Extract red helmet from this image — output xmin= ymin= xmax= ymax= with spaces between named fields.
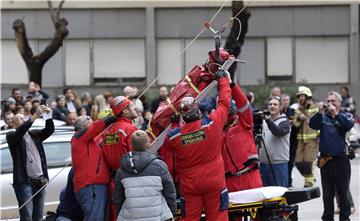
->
xmin=179 ymin=96 xmax=200 ymax=122
xmin=207 ymin=48 xmax=231 ymax=74
xmin=110 ymin=96 xmax=131 ymax=116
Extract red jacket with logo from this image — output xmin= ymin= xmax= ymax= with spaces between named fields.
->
xmin=222 ymin=84 xmax=262 ymax=191
xmin=71 ymin=117 xmax=114 ymax=192
xmin=165 ymin=77 xmax=231 ymax=178
xmin=100 ymin=117 xmax=137 ymax=170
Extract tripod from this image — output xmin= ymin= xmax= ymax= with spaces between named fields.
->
xmin=255 ymin=132 xmax=279 ymax=186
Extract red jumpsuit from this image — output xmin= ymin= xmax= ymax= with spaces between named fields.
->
xmin=99 ymin=117 xmax=137 ymax=221
xmin=165 ymin=77 xmax=231 ymax=221
xmin=222 ymin=84 xmax=263 ymax=192
xmin=71 ymin=118 xmax=113 ymax=193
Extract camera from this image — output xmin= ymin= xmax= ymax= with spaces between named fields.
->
xmin=322 ymin=104 xmax=328 ymax=111
xmin=322 ymin=104 xmax=330 ymax=114
xmin=252 ymin=110 xmax=271 ymax=145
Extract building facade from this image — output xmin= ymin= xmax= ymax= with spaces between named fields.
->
xmin=1 ymin=1 xmax=359 ymax=103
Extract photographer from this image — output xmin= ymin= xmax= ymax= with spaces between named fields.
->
xmin=6 ymin=105 xmax=54 ymax=221
xmin=309 ymin=91 xmax=354 ymax=221
xmin=259 ymin=96 xmax=291 ymax=187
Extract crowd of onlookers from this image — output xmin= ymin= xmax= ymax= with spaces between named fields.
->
xmin=1 ymin=81 xmax=358 ymax=134
xmin=1 ymin=82 xmax=174 ymax=131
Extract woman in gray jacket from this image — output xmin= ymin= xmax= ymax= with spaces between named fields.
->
xmin=113 ymin=130 xmax=176 ymax=221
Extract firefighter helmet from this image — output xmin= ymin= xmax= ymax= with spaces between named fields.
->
xmin=97 ymin=108 xmax=114 ymax=119
xmin=110 ymin=96 xmax=131 ymax=116
xmin=296 ymin=86 xmax=312 ymax=98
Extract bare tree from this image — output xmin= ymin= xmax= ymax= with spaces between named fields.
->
xmin=224 ymin=0 xmax=251 ymax=80
xmin=12 ymin=0 xmax=68 ymax=87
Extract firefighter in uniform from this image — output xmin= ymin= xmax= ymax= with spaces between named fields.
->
xmin=100 ymin=96 xmax=138 ymax=220
xmin=294 ymin=86 xmax=319 ymax=187
xmin=222 ymin=82 xmax=263 ymax=192
xmin=164 ymin=69 xmax=231 ymax=221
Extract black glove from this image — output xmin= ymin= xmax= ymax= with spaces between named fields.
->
xmin=214 ymin=69 xmax=227 ymax=80
xmin=170 ymin=113 xmax=180 ymax=123
xmin=215 ymin=69 xmax=232 ymax=83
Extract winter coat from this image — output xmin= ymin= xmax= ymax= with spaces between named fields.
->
xmin=309 ymin=112 xmax=354 ymax=156
xmin=114 ymin=151 xmax=176 ymax=221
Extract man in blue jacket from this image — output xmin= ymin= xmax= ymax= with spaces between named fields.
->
xmin=309 ymin=91 xmax=354 ymax=221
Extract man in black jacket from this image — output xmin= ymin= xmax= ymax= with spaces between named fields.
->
xmin=6 ymin=105 xmax=54 ymax=221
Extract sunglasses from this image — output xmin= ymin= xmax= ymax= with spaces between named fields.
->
xmin=269 ymin=96 xmax=281 ymax=102
xmin=80 ymin=116 xmax=91 ymax=126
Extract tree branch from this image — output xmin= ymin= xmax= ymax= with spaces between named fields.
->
xmin=39 ymin=0 xmax=68 ymax=65
xmin=56 ymin=0 xmax=65 ymax=20
xmin=12 ymin=19 xmax=34 ymax=67
xmin=47 ymin=0 xmax=56 ymax=26
xmin=224 ymin=0 xmax=251 ymax=79
xmin=38 ymin=17 xmax=68 ymax=65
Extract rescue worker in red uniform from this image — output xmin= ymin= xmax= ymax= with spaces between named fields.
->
xmin=222 ymin=83 xmax=263 ymax=192
xmin=71 ymin=115 xmax=116 ymax=221
xmin=164 ymin=69 xmax=231 ymax=221
xmin=100 ymin=96 xmax=138 ymax=221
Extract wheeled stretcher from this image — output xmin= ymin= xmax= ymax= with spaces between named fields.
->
xmin=175 ymin=186 xmax=320 ymax=221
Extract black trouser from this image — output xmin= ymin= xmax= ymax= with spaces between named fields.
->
xmin=320 ymin=156 xmax=351 ymax=221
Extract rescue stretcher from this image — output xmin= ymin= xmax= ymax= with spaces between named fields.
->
xmin=175 ymin=186 xmax=320 ymax=221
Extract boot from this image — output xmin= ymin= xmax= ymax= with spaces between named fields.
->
xmin=304 ymin=175 xmax=315 ymax=187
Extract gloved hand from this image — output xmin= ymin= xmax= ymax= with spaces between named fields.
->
xmin=215 ymin=69 xmax=232 ymax=83
xmin=170 ymin=113 xmax=180 ymax=123
xmin=215 ymin=69 xmax=226 ymax=80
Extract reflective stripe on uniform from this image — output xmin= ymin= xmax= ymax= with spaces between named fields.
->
xmin=297 ymin=133 xmax=318 ymax=140
xmin=201 ymin=116 xmax=213 ymax=128
xmin=237 ymin=101 xmax=250 ymax=113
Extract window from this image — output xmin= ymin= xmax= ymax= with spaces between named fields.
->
xmin=0 ymin=141 xmax=71 ymax=174
xmin=267 ymin=37 xmax=293 ymax=77
xmin=93 ymin=39 xmax=146 ymax=81
xmin=157 ymin=39 xmax=182 ymax=85
xmin=184 ymin=38 xmax=213 ymax=72
xmin=38 ymin=40 xmax=64 ymax=87
xmin=1 ymin=147 xmax=12 ymax=174
xmin=295 ymin=37 xmax=349 ymax=83
xmin=238 ymin=38 xmax=266 ymax=85
xmin=1 ymin=40 xmax=35 ymax=84
xmin=65 ymin=40 xmax=90 ymax=86
xmin=44 ymin=142 xmax=72 ymax=168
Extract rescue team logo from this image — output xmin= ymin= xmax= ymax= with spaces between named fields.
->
xmin=180 ymin=129 xmax=206 ymax=145
xmin=104 ymin=132 xmax=120 ymax=145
